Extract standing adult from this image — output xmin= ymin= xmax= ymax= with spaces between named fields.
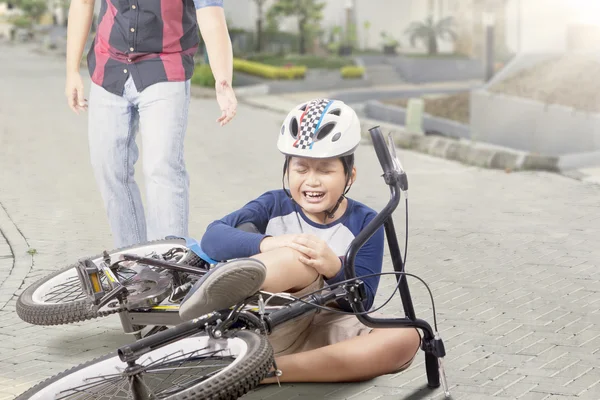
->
xmin=64 ymin=0 xmax=236 ymax=248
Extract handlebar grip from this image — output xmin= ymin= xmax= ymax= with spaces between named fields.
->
xmin=368 ymin=126 xmax=394 ymax=175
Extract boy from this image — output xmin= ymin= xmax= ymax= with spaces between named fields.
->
xmin=180 ymin=99 xmax=421 ymax=382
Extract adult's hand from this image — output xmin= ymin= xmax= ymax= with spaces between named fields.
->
xmin=65 ymin=71 xmax=87 ymax=114
xmin=215 ymin=79 xmax=237 ymax=126
xmin=195 ymin=4 xmax=236 ymax=126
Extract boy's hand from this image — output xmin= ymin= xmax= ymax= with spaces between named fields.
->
xmin=287 ymin=234 xmax=341 ymax=279
xmin=65 ymin=72 xmax=87 ymax=114
xmin=259 ymin=234 xmax=302 ymax=253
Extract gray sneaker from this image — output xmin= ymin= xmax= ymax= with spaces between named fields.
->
xmin=179 ymin=258 xmax=267 ymax=321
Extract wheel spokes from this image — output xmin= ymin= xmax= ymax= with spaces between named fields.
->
xmin=42 ymin=267 xmax=140 ymax=304
xmin=54 ymin=346 xmax=238 ymax=399
xmin=43 ymin=276 xmax=87 ymax=303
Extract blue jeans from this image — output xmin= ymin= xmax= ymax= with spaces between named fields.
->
xmin=88 ymin=76 xmax=191 ymax=248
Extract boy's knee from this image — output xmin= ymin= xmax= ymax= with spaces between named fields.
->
xmin=391 ymin=327 xmax=420 ymax=352
xmin=263 ymin=246 xmax=313 ymax=268
xmin=281 ymin=246 xmax=303 ymax=263
xmin=371 ymin=327 xmax=420 ymax=367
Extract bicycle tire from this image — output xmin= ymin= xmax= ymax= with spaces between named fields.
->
xmin=15 ymin=330 xmax=273 ymax=400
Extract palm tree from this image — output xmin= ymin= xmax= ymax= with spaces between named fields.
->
xmin=404 ymin=15 xmax=457 ymax=55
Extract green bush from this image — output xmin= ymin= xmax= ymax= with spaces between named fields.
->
xmin=9 ymin=15 xmax=32 ymax=28
xmin=191 ymin=64 xmax=216 ymax=87
xmin=340 ymin=66 xmax=365 ymax=79
xmin=233 ymin=58 xmax=306 ymax=80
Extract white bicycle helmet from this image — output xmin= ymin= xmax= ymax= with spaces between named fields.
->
xmin=277 ymin=98 xmax=361 ymax=158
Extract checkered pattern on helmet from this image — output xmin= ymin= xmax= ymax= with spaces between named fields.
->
xmin=294 ymin=99 xmax=330 ymax=149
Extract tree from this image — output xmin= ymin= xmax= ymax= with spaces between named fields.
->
xmin=253 ymin=0 xmax=267 ymax=52
xmin=267 ymin=0 xmax=325 ymax=55
xmin=404 ymin=15 xmax=457 ymax=55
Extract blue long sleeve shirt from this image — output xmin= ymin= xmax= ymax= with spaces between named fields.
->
xmin=200 ymin=190 xmax=385 ymax=311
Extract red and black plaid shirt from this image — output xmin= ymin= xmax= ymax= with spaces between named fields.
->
xmin=87 ymin=0 xmax=222 ymax=96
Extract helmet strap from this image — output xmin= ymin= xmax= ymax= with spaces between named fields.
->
xmin=324 ymin=174 xmax=353 ymax=221
xmin=282 ymin=157 xmax=295 ymax=201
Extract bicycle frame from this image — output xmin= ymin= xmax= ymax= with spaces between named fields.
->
xmin=114 ymin=126 xmax=448 ymax=396
xmin=344 ymin=127 xmax=446 ymax=389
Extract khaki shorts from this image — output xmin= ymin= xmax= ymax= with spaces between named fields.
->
xmin=267 ymin=276 xmax=374 ymax=357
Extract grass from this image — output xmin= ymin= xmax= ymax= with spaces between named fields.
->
xmin=191 ymin=64 xmax=215 ymax=87
xmin=244 ymin=53 xmax=355 ymax=69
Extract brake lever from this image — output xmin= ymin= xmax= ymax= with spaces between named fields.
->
xmin=386 ymin=132 xmax=408 ymax=191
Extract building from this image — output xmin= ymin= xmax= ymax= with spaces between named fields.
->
xmin=222 ymin=0 xmax=461 ymax=54
xmin=0 ymin=1 xmax=21 ymax=39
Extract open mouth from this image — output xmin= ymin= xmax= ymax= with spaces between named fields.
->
xmin=303 ymin=191 xmax=325 ymax=201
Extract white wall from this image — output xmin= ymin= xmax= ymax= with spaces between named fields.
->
xmin=503 ymin=0 xmax=600 ymax=53
xmin=0 ymin=1 xmax=24 ymax=18
xmin=223 ymin=0 xmax=256 ymax=30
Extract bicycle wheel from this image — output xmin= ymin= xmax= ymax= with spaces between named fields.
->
xmin=15 ymin=330 xmax=273 ymax=400
xmin=16 ymin=238 xmax=204 ymax=326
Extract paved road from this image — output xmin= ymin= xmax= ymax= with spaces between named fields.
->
xmin=0 ymin=43 xmax=599 ymax=399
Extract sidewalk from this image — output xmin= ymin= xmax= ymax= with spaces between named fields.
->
xmin=1 ymin=43 xmax=600 ymax=399
xmin=0 ymin=229 xmax=13 ymax=306
xmin=0 ymin=203 xmax=31 ymax=311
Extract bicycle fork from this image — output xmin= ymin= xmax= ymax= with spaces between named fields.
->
xmin=421 ymin=330 xmax=450 ymax=397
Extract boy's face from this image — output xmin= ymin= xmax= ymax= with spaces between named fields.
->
xmin=287 ymin=157 xmax=356 ymax=219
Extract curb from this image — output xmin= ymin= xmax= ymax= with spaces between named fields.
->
xmin=239 ymin=96 xmax=560 ymax=172
xmin=361 ymin=99 xmax=560 ymax=172
xmin=364 ymin=99 xmax=471 ymax=140
xmin=359 ymin=119 xmax=559 ymax=172
xmin=0 ymin=202 xmax=33 ymax=310
xmin=329 ymin=83 xmax=480 ymax=104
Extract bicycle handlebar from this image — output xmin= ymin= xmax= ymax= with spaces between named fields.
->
xmin=369 ymin=126 xmax=396 ymax=176
xmin=343 ymin=126 xmax=401 ymax=283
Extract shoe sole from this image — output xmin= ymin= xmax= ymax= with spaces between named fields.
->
xmin=179 ymin=258 xmax=267 ymax=321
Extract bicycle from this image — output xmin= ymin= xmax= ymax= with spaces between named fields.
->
xmin=15 ymin=126 xmax=450 ymax=399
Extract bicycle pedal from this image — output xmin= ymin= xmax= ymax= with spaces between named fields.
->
xmin=76 ymin=259 xmax=106 ymax=305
